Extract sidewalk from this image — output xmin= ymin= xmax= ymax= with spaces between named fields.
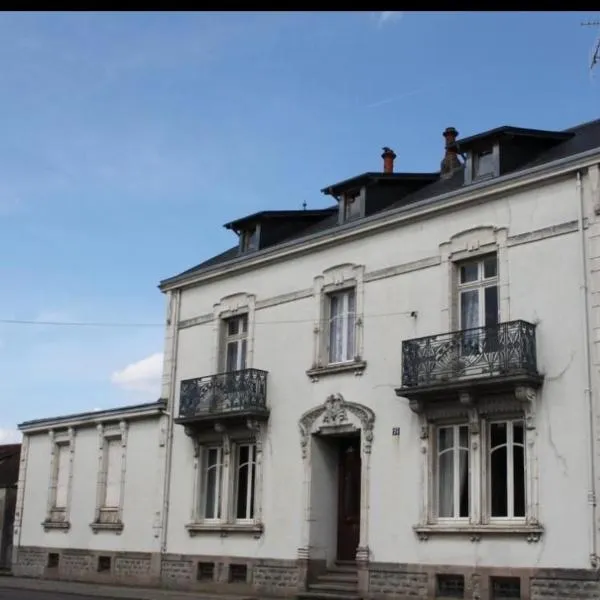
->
xmin=0 ymin=575 xmax=260 ymax=600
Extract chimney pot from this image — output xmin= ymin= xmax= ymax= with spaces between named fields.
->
xmin=440 ymin=127 xmax=462 ymax=179
xmin=382 ymin=146 xmax=396 ymax=174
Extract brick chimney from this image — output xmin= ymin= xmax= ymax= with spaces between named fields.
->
xmin=440 ymin=127 xmax=462 ymax=179
xmin=382 ymin=147 xmax=396 ymax=174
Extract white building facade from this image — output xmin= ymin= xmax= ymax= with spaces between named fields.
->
xmin=12 ymin=119 xmax=600 ymax=600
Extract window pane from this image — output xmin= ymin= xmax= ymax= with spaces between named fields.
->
xmin=484 ymin=286 xmax=498 ymax=326
xmin=490 ymin=423 xmax=508 ymax=518
xmin=460 ymin=262 xmax=478 ymax=284
xmin=204 ymin=448 xmax=221 ymax=519
xmin=438 ymin=427 xmax=453 ymax=452
xmin=236 ymin=444 xmax=256 ymax=520
xmin=226 ymin=342 xmax=238 ymax=372
xmin=240 ymin=339 xmax=247 ymax=370
xmin=513 ymin=444 xmax=526 ymax=517
xmin=483 ymin=256 xmax=497 ymax=279
xmin=475 ymin=150 xmax=494 ymax=178
xmin=460 ymin=290 xmax=479 ymax=330
xmin=438 ymin=450 xmax=454 ymax=518
xmin=346 ymin=290 xmax=356 ymax=360
xmin=459 ymin=448 xmax=469 ymax=518
xmin=227 ymin=318 xmax=239 ymax=336
xmin=240 ymin=314 xmax=248 ymax=333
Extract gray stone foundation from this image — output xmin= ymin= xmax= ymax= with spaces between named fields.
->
xmin=12 ymin=546 xmax=600 ymax=599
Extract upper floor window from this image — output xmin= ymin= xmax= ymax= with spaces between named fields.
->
xmin=327 ymin=288 xmax=356 ymax=364
xmin=457 ymin=254 xmax=498 ymax=332
xmin=341 ymin=190 xmax=362 ymax=223
xmin=223 ymin=314 xmax=248 ymax=372
xmin=474 ymin=149 xmax=495 ymax=179
xmin=240 ymin=227 xmax=259 ymax=253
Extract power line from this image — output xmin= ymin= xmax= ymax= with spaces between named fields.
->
xmin=0 ymin=309 xmax=418 ymax=329
xmin=0 ymin=318 xmax=163 ymax=328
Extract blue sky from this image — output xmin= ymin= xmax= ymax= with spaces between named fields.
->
xmin=0 ymin=11 xmax=598 ymax=440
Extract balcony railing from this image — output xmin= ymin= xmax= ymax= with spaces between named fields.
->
xmin=178 ymin=368 xmax=269 ymax=422
xmin=401 ymin=320 xmax=539 ymax=390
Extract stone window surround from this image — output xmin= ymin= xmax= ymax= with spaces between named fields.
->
xmin=185 ymin=421 xmax=266 ymax=537
xmin=90 ymin=421 xmax=128 ymax=534
xmin=298 ymin=393 xmax=375 ymax=568
xmin=306 ymin=263 xmax=366 ymax=381
xmin=412 ymin=387 xmax=542 ymax=542
xmin=211 ymin=293 xmax=256 ymax=375
xmin=439 ymin=225 xmax=509 ymax=333
xmin=43 ymin=428 xmax=75 ymax=532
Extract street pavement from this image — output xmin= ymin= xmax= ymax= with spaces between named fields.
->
xmin=0 ymin=577 xmax=258 ymax=600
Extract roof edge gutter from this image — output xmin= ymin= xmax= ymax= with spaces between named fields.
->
xmin=159 ymin=146 xmax=600 ymax=292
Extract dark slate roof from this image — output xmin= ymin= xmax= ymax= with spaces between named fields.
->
xmin=0 ymin=444 xmax=20 ymax=487
xmin=224 ymin=208 xmax=336 ymax=231
xmin=162 ymin=118 xmax=600 ymax=285
xmin=456 ymin=125 xmax=573 ymax=151
xmin=18 ymin=400 xmax=166 ymax=431
xmin=321 ymin=172 xmax=439 ymax=196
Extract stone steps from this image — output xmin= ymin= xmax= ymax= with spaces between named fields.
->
xmin=298 ymin=563 xmax=361 ymax=600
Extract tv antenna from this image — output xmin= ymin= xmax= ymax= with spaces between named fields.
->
xmin=582 ymin=20 xmax=600 ymax=71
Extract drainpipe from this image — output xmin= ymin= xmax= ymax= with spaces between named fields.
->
xmin=159 ymin=290 xmax=181 ymax=555
xmin=577 ymin=170 xmax=597 ymax=568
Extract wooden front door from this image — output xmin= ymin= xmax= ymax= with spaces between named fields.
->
xmin=337 ymin=436 xmax=361 ymax=561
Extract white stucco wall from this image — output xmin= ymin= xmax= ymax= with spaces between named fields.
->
xmin=165 ymin=168 xmax=599 ymax=570
xmin=19 ymin=417 xmax=164 ymax=553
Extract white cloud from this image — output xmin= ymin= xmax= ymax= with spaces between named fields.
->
xmin=0 ymin=427 xmax=22 ymax=444
xmin=111 ymin=352 xmax=163 ymax=395
xmin=376 ymin=11 xmax=403 ymax=27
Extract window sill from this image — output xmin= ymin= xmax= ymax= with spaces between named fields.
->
xmin=306 ymin=360 xmax=367 ymax=381
xmin=90 ymin=521 xmax=124 ymax=534
xmin=413 ymin=523 xmax=543 ymax=543
xmin=42 ymin=519 xmax=70 ymax=532
xmin=185 ymin=522 xmax=264 ymax=538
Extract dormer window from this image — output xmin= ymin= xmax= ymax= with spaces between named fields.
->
xmin=240 ymin=226 xmax=259 ymax=253
xmin=465 ymin=144 xmax=499 ymax=185
xmin=340 ymin=189 xmax=364 ymax=224
xmin=474 ymin=149 xmax=495 ymax=179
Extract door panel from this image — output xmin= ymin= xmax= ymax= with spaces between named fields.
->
xmin=337 ymin=437 xmax=361 ymax=561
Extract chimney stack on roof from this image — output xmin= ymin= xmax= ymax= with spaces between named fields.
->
xmin=440 ymin=127 xmax=462 ymax=179
xmin=382 ymin=147 xmax=396 ymax=174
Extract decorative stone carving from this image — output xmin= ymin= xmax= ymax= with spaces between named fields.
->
xmin=515 ymin=385 xmax=537 ymax=430
xmin=298 ymin=393 xmax=375 ymax=457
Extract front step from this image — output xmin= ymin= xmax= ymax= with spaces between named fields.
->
xmin=297 ymin=592 xmax=362 ymax=600
xmin=310 ymin=582 xmax=360 ymax=594
xmin=298 ymin=564 xmax=361 ymax=600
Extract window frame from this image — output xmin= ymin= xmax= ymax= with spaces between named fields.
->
xmin=43 ymin=428 xmax=75 ymax=531
xmin=338 ymin=188 xmax=365 ymax=224
xmin=91 ymin=421 xmax=128 ymax=532
xmin=188 ymin=428 xmax=264 ymax=534
xmin=423 ymin=410 xmax=536 ymax=536
xmin=326 ymin=287 xmax=357 ymax=365
xmin=221 ymin=313 xmax=249 ymax=373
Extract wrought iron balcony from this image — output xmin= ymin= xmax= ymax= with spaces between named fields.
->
xmin=397 ymin=320 xmax=543 ymax=401
xmin=177 ymin=368 xmax=269 ymax=426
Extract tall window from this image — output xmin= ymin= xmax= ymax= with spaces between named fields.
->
xmin=437 ymin=425 xmax=470 ymax=519
xmin=194 ymin=440 xmax=260 ymax=527
xmin=54 ymin=443 xmax=70 ymax=509
xmin=427 ymin=416 xmax=530 ymax=528
xmin=223 ymin=314 xmax=248 ymax=372
xmin=234 ymin=443 xmax=257 ymax=521
xmin=488 ymin=420 xmax=526 ymax=519
xmin=103 ymin=437 xmax=122 ymax=509
xmin=202 ymin=446 xmax=223 ymax=520
xmin=328 ymin=289 xmax=356 ymax=364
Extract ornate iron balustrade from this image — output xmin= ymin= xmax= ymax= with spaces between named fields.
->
xmin=401 ymin=320 xmax=538 ymax=389
xmin=178 ymin=368 xmax=268 ymax=421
